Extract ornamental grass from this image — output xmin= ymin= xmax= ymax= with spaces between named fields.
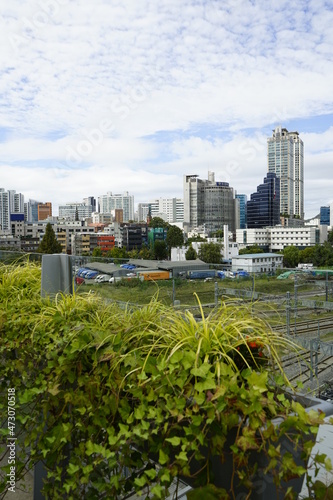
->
xmin=0 ymin=262 xmax=331 ymax=499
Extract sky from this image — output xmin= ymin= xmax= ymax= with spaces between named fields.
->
xmin=0 ymin=0 xmax=333 ymax=219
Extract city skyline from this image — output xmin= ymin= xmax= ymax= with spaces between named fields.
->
xmin=0 ymin=1 xmax=332 ymax=218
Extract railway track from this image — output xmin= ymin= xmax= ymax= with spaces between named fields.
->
xmin=287 ymin=355 xmax=333 ymax=386
xmin=278 ymin=348 xmax=333 ymax=387
xmin=275 ymin=316 xmax=333 ymax=336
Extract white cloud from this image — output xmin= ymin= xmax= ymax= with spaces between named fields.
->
xmin=0 ymin=0 xmax=332 ymax=219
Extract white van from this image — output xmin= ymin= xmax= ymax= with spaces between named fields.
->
xmin=95 ymin=275 xmax=111 ymax=283
xmin=109 ymin=277 xmax=122 ymax=284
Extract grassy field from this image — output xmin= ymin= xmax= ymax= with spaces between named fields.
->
xmin=78 ymin=276 xmax=333 ymax=332
xmin=79 ymin=275 xmax=310 ymax=306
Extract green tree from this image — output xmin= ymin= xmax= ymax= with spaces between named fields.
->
xmin=187 ymin=235 xmax=207 ymax=244
xmin=92 ymin=247 xmax=103 ymax=257
xmin=210 ymin=229 xmax=224 ymax=239
xmin=299 ymin=246 xmax=315 ymax=264
xmin=312 ymin=242 xmax=333 ymax=267
xmin=153 ymin=240 xmax=168 ymax=260
xmin=198 ymin=242 xmax=222 ymax=264
xmin=148 ymin=217 xmax=169 ymax=229
xmin=327 ymin=231 xmax=333 ymax=245
xmin=107 ymin=247 xmax=129 ymax=259
xmin=138 ymin=244 xmax=153 ymax=260
xmin=37 ymin=223 xmax=62 ymax=254
xmin=166 ymin=225 xmax=184 ymax=256
xmin=239 ymin=245 xmax=264 ymax=255
xmin=283 ymin=246 xmax=300 ymax=268
xmin=185 ymin=244 xmax=197 ymax=260
xmin=128 ymin=248 xmax=140 ymax=259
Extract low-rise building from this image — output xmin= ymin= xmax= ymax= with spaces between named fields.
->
xmin=71 ymin=233 xmax=98 ymax=255
xmin=232 ymin=253 xmax=283 ymax=274
xmin=97 ymin=234 xmax=115 ymax=253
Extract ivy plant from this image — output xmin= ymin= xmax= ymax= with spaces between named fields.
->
xmin=0 ymin=262 xmax=332 ymax=499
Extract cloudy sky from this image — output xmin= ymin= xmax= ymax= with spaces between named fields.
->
xmin=0 ymin=0 xmax=332 ymax=218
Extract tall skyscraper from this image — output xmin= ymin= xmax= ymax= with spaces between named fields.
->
xmin=184 ymin=171 xmax=236 ymax=232
xmin=267 ymin=126 xmax=304 ymax=219
xmin=0 ymin=188 xmax=25 ymax=231
xmin=0 ymin=189 xmax=11 ymax=231
xmin=320 ymin=206 xmax=330 ymax=225
xmin=25 ymin=199 xmax=40 ymax=223
xmin=246 ymin=173 xmax=280 ymax=229
xmin=235 ymin=194 xmax=247 ymax=229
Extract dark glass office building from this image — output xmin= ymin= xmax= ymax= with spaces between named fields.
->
xmin=247 ymin=173 xmax=280 ymax=228
xmin=236 ymin=194 xmax=247 ymax=229
xmin=320 ymin=206 xmax=330 ymax=225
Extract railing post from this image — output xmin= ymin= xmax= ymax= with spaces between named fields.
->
xmin=286 ymin=292 xmax=290 ymax=336
xmin=35 ymin=254 xmax=73 ymax=499
xmin=294 ymin=274 xmax=298 ymax=334
xmin=41 ymin=254 xmax=73 ymax=298
xmin=310 ymin=339 xmax=314 ymax=382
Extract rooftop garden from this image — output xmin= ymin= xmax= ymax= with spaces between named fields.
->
xmin=0 ymin=262 xmax=332 ymax=499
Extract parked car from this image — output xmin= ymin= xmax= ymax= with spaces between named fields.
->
xmin=77 ymin=268 xmax=90 ymax=277
xmin=236 ymin=271 xmax=250 ymax=278
xmin=84 ymin=271 xmax=99 ymax=279
xmin=95 ymin=274 xmax=111 ymax=283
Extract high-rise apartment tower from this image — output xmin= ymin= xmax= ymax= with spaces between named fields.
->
xmin=267 ymin=126 xmax=304 ymax=219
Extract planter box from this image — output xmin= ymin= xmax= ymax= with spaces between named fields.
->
xmin=181 ymin=393 xmax=333 ymax=500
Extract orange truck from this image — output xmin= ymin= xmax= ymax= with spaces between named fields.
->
xmin=138 ymin=271 xmax=171 ymax=281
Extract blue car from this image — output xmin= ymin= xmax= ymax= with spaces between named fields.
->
xmin=84 ymin=271 xmax=98 ymax=279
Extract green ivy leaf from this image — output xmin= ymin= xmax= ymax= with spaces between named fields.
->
xmin=159 ymin=448 xmax=169 ymax=465
xmin=195 ymin=379 xmax=216 ymax=392
xmin=165 ymin=436 xmax=181 ymax=446
xmin=145 ymin=468 xmax=156 ymax=480
xmin=175 ymin=451 xmax=187 ymax=462
xmin=67 ymin=463 xmax=80 ymax=475
xmin=191 ymin=363 xmax=211 ymax=378
xmin=134 ymin=475 xmax=147 ymax=488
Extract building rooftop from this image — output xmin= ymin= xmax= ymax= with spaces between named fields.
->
xmin=233 ymin=253 xmax=282 ymax=259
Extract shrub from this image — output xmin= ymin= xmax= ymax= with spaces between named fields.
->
xmin=0 ymin=263 xmax=331 ymax=499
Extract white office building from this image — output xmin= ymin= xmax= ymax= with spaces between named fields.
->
xmin=138 ymin=198 xmax=184 ymax=224
xmin=58 ymin=203 xmax=93 ymax=221
xmin=98 ymin=192 xmax=134 ymax=222
xmin=236 ymin=226 xmax=321 ymax=252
